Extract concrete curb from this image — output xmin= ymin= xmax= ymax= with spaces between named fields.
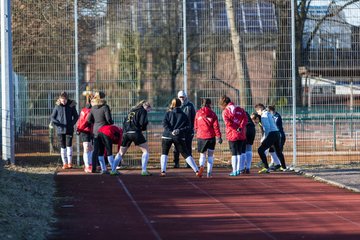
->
xmin=296 ymin=168 xmax=360 ymax=193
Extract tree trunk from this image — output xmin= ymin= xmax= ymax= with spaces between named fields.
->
xmin=225 ymin=0 xmax=251 ymax=107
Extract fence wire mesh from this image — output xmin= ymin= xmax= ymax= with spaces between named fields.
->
xmin=2 ymin=0 xmax=360 ymax=168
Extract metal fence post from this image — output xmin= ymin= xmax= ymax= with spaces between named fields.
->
xmin=49 ymin=122 xmax=54 ymax=154
xmin=333 ymin=117 xmax=336 ymax=151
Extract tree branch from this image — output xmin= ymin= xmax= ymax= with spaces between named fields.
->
xmin=304 ymin=0 xmax=360 ymax=53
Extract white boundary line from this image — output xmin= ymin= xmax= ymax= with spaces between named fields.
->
xmin=117 ymin=178 xmax=162 ymax=240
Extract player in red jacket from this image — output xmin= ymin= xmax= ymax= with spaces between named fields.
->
xmin=194 ymin=98 xmax=222 ymax=178
xmin=98 ymin=125 xmax=123 ymax=175
xmin=219 ymin=95 xmax=248 ymax=176
xmin=77 ymin=96 xmax=94 ymax=173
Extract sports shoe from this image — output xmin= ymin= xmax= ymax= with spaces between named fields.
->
xmin=84 ymin=166 xmax=92 ymax=173
xmin=240 ymin=169 xmax=246 ymax=174
xmin=258 ymin=168 xmax=270 ymax=174
xmin=256 ymin=161 xmax=264 ymax=168
xmin=269 ymin=164 xmax=281 ymax=171
xmin=245 ymin=168 xmax=250 ymax=174
xmin=141 ymin=171 xmax=152 ymax=176
xmin=160 ymin=171 xmax=166 ymax=177
xmin=207 ymin=172 xmax=212 ymax=178
xmin=62 ymin=164 xmax=72 ymax=169
xmin=280 ymin=167 xmax=293 ymax=172
xmin=110 ymin=171 xmax=120 ymax=176
xmin=101 ymin=170 xmax=109 ymax=175
xmin=198 ymin=166 xmax=204 ymax=177
xmin=229 ymin=171 xmax=237 ymax=176
xmin=269 ymin=162 xmax=275 ymax=168
xmin=196 ymin=171 xmax=203 ymax=178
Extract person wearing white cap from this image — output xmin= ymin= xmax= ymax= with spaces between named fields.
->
xmin=173 ymin=90 xmax=196 ymax=168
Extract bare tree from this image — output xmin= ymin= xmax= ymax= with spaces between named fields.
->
xmin=225 ymin=0 xmax=251 ymax=107
xmin=12 ymin=0 xmax=99 ymax=76
xmin=272 ymin=0 xmax=360 ymax=106
xmin=11 ymin=0 xmax=100 ymax=114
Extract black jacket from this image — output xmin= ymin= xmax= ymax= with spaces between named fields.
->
xmin=181 ymin=99 xmax=196 ymax=134
xmin=87 ymin=98 xmax=113 ymax=137
xmin=246 ymin=111 xmax=255 ymax=128
xmin=123 ymin=106 xmax=149 ymax=133
xmin=51 ymin=99 xmax=79 ymax=135
xmin=162 ymin=107 xmax=190 ymax=139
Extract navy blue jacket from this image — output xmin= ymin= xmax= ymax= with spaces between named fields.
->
xmin=51 ymin=99 xmax=79 ymax=135
xmin=273 ymin=111 xmax=285 ymax=140
xmin=162 ymin=107 xmax=190 ymax=139
xmin=180 ymin=99 xmax=196 ymax=134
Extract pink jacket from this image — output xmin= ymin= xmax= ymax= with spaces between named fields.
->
xmin=194 ymin=106 xmax=221 ymax=139
xmin=222 ymin=102 xmax=247 ymax=141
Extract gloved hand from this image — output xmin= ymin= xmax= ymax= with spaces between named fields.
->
xmin=216 ymin=137 xmax=223 ymax=144
xmin=172 ymin=129 xmax=180 ymax=136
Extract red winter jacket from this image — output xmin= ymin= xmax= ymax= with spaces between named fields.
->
xmin=194 ymin=106 xmax=221 ymax=139
xmin=77 ymin=106 xmax=93 ymax=134
xmin=222 ymin=102 xmax=247 ymax=141
xmin=98 ymin=125 xmax=123 ymax=151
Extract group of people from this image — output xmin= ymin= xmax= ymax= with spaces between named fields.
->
xmin=51 ymin=91 xmax=152 ymax=176
xmin=50 ymin=89 xmax=287 ymax=177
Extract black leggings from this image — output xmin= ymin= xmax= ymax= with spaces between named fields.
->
xmin=228 ymin=140 xmax=245 ymax=155
xmin=258 ymin=131 xmax=286 ymax=169
xmin=57 ymin=134 xmax=73 ymax=148
xmin=163 ymin=138 xmax=190 ymax=159
xmin=98 ymin=133 xmax=113 ymax=156
xmin=173 ymin=134 xmax=193 ymax=163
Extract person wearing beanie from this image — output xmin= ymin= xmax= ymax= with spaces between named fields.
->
xmin=173 ymin=90 xmax=196 ymax=168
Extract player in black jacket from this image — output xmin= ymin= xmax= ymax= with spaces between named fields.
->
xmin=87 ymin=91 xmax=113 ymax=173
xmin=244 ymin=111 xmax=256 ymax=173
xmin=160 ymin=98 xmax=202 ymax=177
xmin=117 ymin=100 xmax=152 ymax=176
xmin=173 ymin=90 xmax=196 ymax=168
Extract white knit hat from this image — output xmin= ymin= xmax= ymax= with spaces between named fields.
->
xmin=177 ymin=90 xmax=187 ymax=98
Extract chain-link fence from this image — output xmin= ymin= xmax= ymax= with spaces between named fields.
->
xmin=2 ymin=0 xmax=360 ymax=167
